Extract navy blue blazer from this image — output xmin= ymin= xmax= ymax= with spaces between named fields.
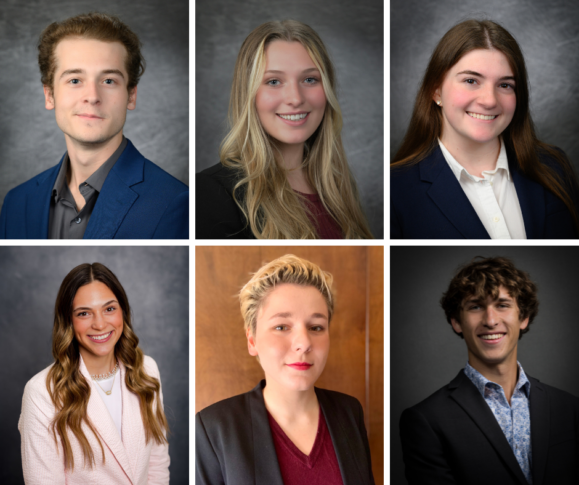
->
xmin=391 ymin=146 xmax=578 ymax=239
xmin=0 ymin=139 xmax=189 ymax=239
xmin=400 ymin=370 xmax=579 ymax=484
xmin=196 ymin=380 xmax=375 ymax=485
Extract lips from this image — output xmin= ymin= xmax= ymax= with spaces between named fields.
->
xmin=276 ymin=112 xmax=309 ymax=126
xmin=287 ymin=362 xmax=313 ymax=370
xmin=478 ymin=333 xmax=505 ymax=344
xmin=467 ymin=112 xmax=498 ymax=121
xmin=88 ymin=330 xmax=113 ymax=343
xmin=76 ymin=114 xmax=104 ymax=120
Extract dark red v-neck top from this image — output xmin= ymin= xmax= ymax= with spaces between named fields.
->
xmin=296 ymin=191 xmax=343 ymax=239
xmin=267 ymin=408 xmax=345 ymax=485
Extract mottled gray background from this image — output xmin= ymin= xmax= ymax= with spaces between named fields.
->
xmin=0 ymin=0 xmax=189 ymax=215
xmin=0 ymin=246 xmax=189 ymax=484
xmin=391 ymin=0 xmax=579 ymax=170
xmin=391 ymin=246 xmax=579 ymax=484
xmin=196 ymin=0 xmax=384 ymax=238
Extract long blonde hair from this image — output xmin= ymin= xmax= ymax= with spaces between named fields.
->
xmin=220 ymin=20 xmax=373 ymax=239
xmin=46 ymin=263 xmax=169 ymax=470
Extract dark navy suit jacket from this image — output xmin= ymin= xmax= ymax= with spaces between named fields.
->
xmin=0 ymin=139 xmax=189 ymax=239
xmin=391 ymin=146 xmax=578 ymax=239
xmin=400 ymin=370 xmax=579 ymax=485
xmin=196 ymin=380 xmax=375 ymax=485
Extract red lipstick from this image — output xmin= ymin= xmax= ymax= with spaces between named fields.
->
xmin=287 ymin=362 xmax=313 ymax=370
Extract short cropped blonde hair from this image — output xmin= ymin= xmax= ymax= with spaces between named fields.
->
xmin=239 ymin=254 xmax=334 ymax=334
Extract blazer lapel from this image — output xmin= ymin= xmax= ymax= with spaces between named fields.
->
xmin=83 ymin=141 xmax=143 ymax=239
xmin=509 ymin=160 xmax=545 ymax=239
xmin=316 ymin=389 xmax=368 ymax=485
xmin=25 ymin=159 xmax=62 ymax=238
xmin=249 ymin=381 xmax=285 ymax=485
xmin=420 ymin=148 xmax=490 ymax=239
xmin=80 ymin=357 xmax=135 ymax=484
xmin=449 ymin=371 xmax=529 ymax=485
xmin=528 ymin=377 xmax=549 ymax=485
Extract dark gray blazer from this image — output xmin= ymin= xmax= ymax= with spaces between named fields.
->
xmin=196 ymin=380 xmax=375 ymax=485
xmin=400 ymin=370 xmax=579 ymax=485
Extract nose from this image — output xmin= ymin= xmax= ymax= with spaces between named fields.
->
xmin=478 ymin=85 xmax=497 ymax=109
xmin=284 ymin=81 xmax=304 ymax=107
xmin=91 ymin=312 xmax=106 ymax=330
xmin=484 ymin=306 xmax=499 ymax=327
xmin=83 ymin=81 xmax=101 ymax=105
xmin=292 ymin=326 xmax=312 ymax=353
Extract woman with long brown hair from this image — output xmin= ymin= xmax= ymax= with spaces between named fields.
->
xmin=391 ymin=19 xmax=578 ymax=239
xmin=19 ymin=263 xmax=169 ymax=484
xmin=196 ymin=20 xmax=373 ymax=239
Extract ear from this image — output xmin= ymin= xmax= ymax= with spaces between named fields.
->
xmin=43 ymin=85 xmax=55 ymax=110
xmin=433 ymin=87 xmax=441 ymax=106
xmin=450 ymin=318 xmax=463 ymax=335
xmin=519 ymin=316 xmax=530 ymax=331
xmin=246 ymin=327 xmax=258 ymax=356
xmin=127 ymin=86 xmax=137 ymax=111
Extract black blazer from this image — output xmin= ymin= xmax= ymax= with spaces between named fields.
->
xmin=196 ymin=380 xmax=375 ymax=485
xmin=391 ymin=146 xmax=578 ymax=239
xmin=196 ymin=163 xmax=254 ymax=239
xmin=400 ymin=370 xmax=579 ymax=485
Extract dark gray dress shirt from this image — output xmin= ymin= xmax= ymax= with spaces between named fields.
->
xmin=48 ymin=137 xmax=127 ymax=239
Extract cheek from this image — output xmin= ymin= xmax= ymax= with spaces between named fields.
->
xmin=255 ymin=89 xmax=279 ymax=118
xmin=307 ymin=87 xmax=326 ymax=110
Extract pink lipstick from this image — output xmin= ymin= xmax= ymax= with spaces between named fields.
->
xmin=88 ymin=331 xmax=113 ymax=343
xmin=287 ymin=362 xmax=313 ymax=370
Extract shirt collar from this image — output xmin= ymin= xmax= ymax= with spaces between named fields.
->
xmin=438 ymin=137 xmax=510 ymax=182
xmin=464 ymin=361 xmax=531 ymax=398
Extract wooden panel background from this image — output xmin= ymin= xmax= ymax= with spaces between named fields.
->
xmin=195 ymin=246 xmax=384 ymax=485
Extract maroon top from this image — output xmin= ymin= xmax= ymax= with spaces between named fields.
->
xmin=267 ymin=408 xmax=345 ymax=485
xmin=296 ymin=191 xmax=343 ymax=239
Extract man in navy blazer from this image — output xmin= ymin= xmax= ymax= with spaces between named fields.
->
xmin=0 ymin=13 xmax=188 ymax=239
xmin=391 ymin=145 xmax=577 ymax=239
xmin=400 ymin=257 xmax=579 ymax=484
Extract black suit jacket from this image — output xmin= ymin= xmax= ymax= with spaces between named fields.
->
xmin=196 ymin=380 xmax=375 ymax=485
xmin=390 ymin=145 xmax=578 ymax=239
xmin=400 ymin=370 xmax=579 ymax=485
xmin=195 ymin=163 xmax=254 ymax=239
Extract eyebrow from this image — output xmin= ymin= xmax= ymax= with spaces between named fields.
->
xmin=264 ymin=67 xmax=320 ymax=75
xmin=73 ymin=299 xmax=118 ymax=312
xmin=59 ymin=68 xmax=126 ymax=80
xmin=465 ymin=296 xmax=513 ymax=305
xmin=268 ymin=311 xmax=328 ymax=320
xmin=456 ymin=70 xmax=515 ymax=82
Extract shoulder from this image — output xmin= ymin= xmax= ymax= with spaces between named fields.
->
xmin=401 ymin=373 xmax=464 ymax=422
xmin=196 ymin=162 xmax=243 ymax=194
xmin=22 ymin=364 xmax=56 ymax=412
xmin=530 ymin=376 xmax=579 ymax=404
xmin=316 ymin=387 xmax=363 ymax=410
xmin=197 ymin=389 xmax=252 ymax=424
xmin=4 ymin=164 xmax=60 ymax=200
xmin=142 ymin=355 xmax=161 ymax=379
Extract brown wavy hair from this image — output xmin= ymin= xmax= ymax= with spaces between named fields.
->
xmin=440 ymin=256 xmax=539 ymax=339
xmin=46 ymin=263 xmax=168 ymax=470
xmin=38 ymin=12 xmax=145 ymax=92
xmin=392 ymin=19 xmax=578 ymax=226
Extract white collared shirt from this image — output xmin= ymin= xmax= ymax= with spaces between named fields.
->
xmin=439 ymin=138 xmax=527 ymax=239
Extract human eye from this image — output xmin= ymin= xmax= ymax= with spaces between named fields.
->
xmin=103 ymin=78 xmax=116 ymax=85
xmin=266 ymin=79 xmax=281 ymax=86
xmin=499 ymin=82 xmax=515 ymax=90
xmin=310 ymin=325 xmax=326 ymax=332
xmin=464 ymin=78 xmax=478 ymax=85
xmin=304 ymin=76 xmax=319 ymax=85
xmin=76 ymin=311 xmax=89 ymax=317
xmin=105 ymin=306 xmax=116 ymax=312
xmin=274 ymin=324 xmax=289 ymax=331
xmin=68 ymin=78 xmax=81 ymax=85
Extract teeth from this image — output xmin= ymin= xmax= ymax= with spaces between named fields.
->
xmin=90 ymin=331 xmax=112 ymax=341
xmin=468 ymin=112 xmax=497 ymax=120
xmin=480 ymin=334 xmax=504 ymax=340
xmin=278 ymin=113 xmax=307 ymax=121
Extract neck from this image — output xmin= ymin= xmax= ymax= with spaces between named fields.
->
xmin=262 ymin=377 xmax=319 ymax=423
xmin=441 ymin=135 xmax=501 ymax=178
xmin=65 ymin=132 xmax=123 ymax=186
xmin=276 ymin=141 xmax=315 ymax=194
xmin=80 ymin=348 xmax=116 ymax=377
xmin=469 ymin=353 xmax=519 ymax=403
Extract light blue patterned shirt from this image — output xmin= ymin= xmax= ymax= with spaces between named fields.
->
xmin=464 ymin=362 xmax=532 ymax=484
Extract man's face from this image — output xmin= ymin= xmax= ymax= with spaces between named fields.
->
xmin=451 ymin=286 xmax=529 ymax=372
xmin=44 ymin=37 xmax=137 ymax=148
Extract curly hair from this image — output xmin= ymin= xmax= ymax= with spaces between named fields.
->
xmin=46 ymin=263 xmax=168 ymax=470
xmin=239 ymin=254 xmax=334 ymax=334
xmin=38 ymin=12 xmax=145 ymax=92
xmin=440 ymin=256 xmax=539 ymax=339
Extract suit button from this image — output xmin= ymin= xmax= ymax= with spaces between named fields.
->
xmin=74 ymin=217 xmax=82 ymax=224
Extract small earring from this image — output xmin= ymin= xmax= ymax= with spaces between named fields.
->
xmin=436 ymin=100 xmax=442 ymax=106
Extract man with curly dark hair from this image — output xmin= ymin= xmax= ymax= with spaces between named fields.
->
xmin=400 ymin=256 xmax=579 ymax=485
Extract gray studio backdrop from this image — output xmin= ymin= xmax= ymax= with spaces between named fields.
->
xmin=391 ymin=0 xmax=579 ymax=169
xmin=0 ymin=0 xmax=188 ymax=214
xmin=196 ymin=0 xmax=384 ymax=238
xmin=0 ymin=246 xmax=189 ymax=485
xmin=391 ymin=246 xmax=579 ymax=485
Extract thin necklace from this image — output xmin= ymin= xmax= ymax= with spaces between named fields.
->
xmin=91 ymin=362 xmax=119 ymax=381
xmin=91 ymin=362 xmax=119 ymax=396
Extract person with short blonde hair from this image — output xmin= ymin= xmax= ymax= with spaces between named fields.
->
xmin=196 ymin=255 xmax=375 ymax=484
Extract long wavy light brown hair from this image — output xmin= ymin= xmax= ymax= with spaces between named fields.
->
xmin=220 ymin=20 xmax=373 ymax=239
xmin=392 ymin=19 xmax=578 ymax=226
xmin=46 ymin=263 xmax=168 ymax=470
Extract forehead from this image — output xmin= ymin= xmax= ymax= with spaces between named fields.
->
xmin=463 ymin=285 xmax=515 ymax=304
xmin=257 ymin=283 xmax=327 ymax=318
xmin=53 ymin=37 xmax=128 ymax=74
xmin=263 ymin=40 xmax=317 ymax=71
xmin=447 ymin=48 xmax=513 ymax=77
xmin=73 ymin=280 xmax=116 ymax=304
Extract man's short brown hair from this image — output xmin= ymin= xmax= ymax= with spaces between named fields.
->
xmin=440 ymin=256 xmax=539 ymax=339
xmin=38 ymin=12 xmax=145 ymax=92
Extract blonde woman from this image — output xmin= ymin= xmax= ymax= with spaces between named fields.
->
xmin=19 ymin=263 xmax=170 ymax=484
xmin=195 ymin=255 xmax=375 ymax=484
xmin=196 ymin=20 xmax=373 ymax=239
